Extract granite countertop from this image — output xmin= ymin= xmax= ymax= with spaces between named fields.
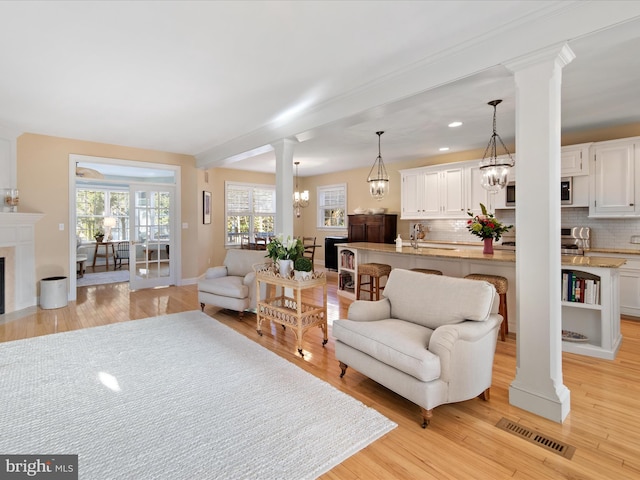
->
xmin=587 ymin=247 xmax=640 ymax=256
xmin=340 ymin=242 xmax=627 ymax=268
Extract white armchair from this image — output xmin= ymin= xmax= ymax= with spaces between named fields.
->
xmin=333 ymin=269 xmax=502 ymax=427
xmin=198 ymin=249 xmax=272 ymax=317
xmin=76 ymin=237 xmax=88 ymax=277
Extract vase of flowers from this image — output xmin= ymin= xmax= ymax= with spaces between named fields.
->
xmin=266 ymin=235 xmax=304 ymax=277
xmin=466 ymin=203 xmax=512 ymax=254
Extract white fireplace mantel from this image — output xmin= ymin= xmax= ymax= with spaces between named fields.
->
xmin=0 ymin=211 xmax=44 ymax=313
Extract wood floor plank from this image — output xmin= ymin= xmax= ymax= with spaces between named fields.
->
xmin=2 ymin=271 xmax=640 ymax=479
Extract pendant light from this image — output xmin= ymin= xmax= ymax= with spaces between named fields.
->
xmin=368 ymin=131 xmax=389 ymax=200
xmin=293 ymin=161 xmax=309 ymax=218
xmin=479 ymin=99 xmax=514 ymax=193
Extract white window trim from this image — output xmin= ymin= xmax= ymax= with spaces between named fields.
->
xmin=225 ymin=181 xmax=276 ymax=247
xmin=317 ymin=183 xmax=347 ymax=230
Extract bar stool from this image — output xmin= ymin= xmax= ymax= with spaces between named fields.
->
xmin=464 ymin=273 xmax=509 ymax=341
xmin=357 ymin=263 xmax=392 ymax=301
xmin=411 ymin=268 xmax=443 ymax=275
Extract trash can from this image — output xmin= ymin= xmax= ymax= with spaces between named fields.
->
xmin=40 ymin=276 xmax=68 ymax=309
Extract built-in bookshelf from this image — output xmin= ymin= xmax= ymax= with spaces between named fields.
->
xmin=561 ymin=267 xmax=621 ymax=359
xmin=337 ymin=247 xmax=357 ymax=300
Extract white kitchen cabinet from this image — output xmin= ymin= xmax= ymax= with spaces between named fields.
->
xmin=400 ymin=165 xmax=466 ymax=219
xmin=587 ymin=252 xmax=640 ymax=317
xmin=561 ymin=143 xmax=591 ymax=176
xmin=589 ymin=138 xmax=640 ymax=217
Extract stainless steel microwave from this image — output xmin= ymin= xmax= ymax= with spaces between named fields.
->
xmin=505 ymin=178 xmax=572 ymax=206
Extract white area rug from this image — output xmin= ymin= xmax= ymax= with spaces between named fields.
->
xmin=0 ymin=311 xmax=396 ymax=479
xmin=77 ymin=269 xmax=129 ymax=287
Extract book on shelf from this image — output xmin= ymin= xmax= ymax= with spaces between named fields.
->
xmin=562 ymin=270 xmax=600 ymax=305
xmin=340 ymin=251 xmax=355 ymax=269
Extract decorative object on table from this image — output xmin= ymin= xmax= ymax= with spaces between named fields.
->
xmin=266 ymin=234 xmax=304 ymax=278
xmin=466 ymin=203 xmax=512 ymax=254
xmin=370 ymin=207 xmax=386 ymax=214
xmin=353 ymin=207 xmax=366 ymax=214
xmin=293 ymin=161 xmax=309 ymax=218
xmin=103 ymin=216 xmax=117 ymax=241
xmin=202 ymin=191 xmax=211 ymax=224
xmin=94 ymin=231 xmax=105 ymax=243
xmin=479 ymin=99 xmax=515 ymax=193
xmin=294 ymin=256 xmax=313 ymax=281
xmin=367 ymin=131 xmax=389 ymax=200
xmin=3 ymin=188 xmax=19 ymax=212
xmin=395 ymin=234 xmax=402 ymax=251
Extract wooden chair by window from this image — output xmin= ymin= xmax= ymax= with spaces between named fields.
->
xmin=241 ymin=235 xmax=250 ymax=249
xmin=302 ymin=236 xmax=317 ymax=265
xmin=114 ymin=241 xmax=130 ymax=270
xmin=254 ymin=237 xmax=267 ymax=250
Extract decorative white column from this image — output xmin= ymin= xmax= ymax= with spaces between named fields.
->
xmin=506 ymin=43 xmax=575 ymax=422
xmin=271 ymin=139 xmax=296 ymax=238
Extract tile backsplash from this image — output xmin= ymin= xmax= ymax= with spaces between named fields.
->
xmin=404 ymin=207 xmax=640 ymax=249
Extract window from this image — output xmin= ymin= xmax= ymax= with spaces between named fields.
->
xmin=225 ymin=182 xmax=276 ymax=247
xmin=76 ymin=188 xmax=130 ymax=242
xmin=317 ymin=184 xmax=346 ymax=228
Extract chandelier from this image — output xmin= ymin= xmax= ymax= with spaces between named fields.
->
xmin=479 ymin=99 xmax=514 ymax=193
xmin=368 ymin=131 xmax=389 ymax=200
xmin=293 ymin=161 xmax=309 ymax=217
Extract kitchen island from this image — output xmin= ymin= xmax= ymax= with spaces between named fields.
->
xmin=337 ymin=242 xmax=626 ymax=359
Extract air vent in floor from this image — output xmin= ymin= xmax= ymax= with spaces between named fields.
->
xmin=496 ymin=417 xmax=576 ymax=459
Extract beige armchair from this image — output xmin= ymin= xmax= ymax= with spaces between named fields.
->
xmin=333 ymin=269 xmax=502 ymax=427
xmin=198 ymin=249 xmax=271 ymax=317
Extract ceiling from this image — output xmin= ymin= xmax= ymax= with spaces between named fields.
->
xmin=1 ymin=1 xmax=640 ymax=177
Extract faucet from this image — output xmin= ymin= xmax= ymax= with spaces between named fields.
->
xmin=411 ymin=224 xmax=420 ymax=249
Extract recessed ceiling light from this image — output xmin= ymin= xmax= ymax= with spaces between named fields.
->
xmin=448 ymin=121 xmax=463 ymax=128
xmin=439 ymin=147 xmax=450 ymax=152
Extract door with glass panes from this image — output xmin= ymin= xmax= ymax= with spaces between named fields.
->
xmin=129 ymin=184 xmax=175 ymax=290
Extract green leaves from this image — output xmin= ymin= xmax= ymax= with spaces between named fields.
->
xmin=466 ymin=204 xmax=512 ymax=241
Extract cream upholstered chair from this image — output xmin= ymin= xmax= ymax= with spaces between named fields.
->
xmin=76 ymin=237 xmax=88 ymax=277
xmin=198 ymin=249 xmax=271 ymax=317
xmin=333 ymin=269 xmax=502 ymax=427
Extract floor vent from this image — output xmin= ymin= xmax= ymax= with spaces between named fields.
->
xmin=496 ymin=418 xmax=576 ymax=459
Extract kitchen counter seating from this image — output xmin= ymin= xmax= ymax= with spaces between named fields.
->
xmin=333 ymin=269 xmax=502 ymax=427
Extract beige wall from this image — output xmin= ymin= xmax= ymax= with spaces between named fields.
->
xmin=208 ymin=167 xmax=278 ymax=266
xmin=295 ymin=121 xmax=640 ymax=254
xmin=16 ymin=133 xmax=199 ymax=283
xmin=17 ymin=121 xmax=640 ymax=283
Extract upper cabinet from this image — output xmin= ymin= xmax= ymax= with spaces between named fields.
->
xmin=466 ymin=164 xmax=495 ymax=215
xmin=400 ymin=165 xmax=465 ymax=219
xmin=589 ymin=137 xmax=640 ymax=217
xmin=347 ymin=214 xmax=398 ymax=244
xmin=561 ymin=143 xmax=591 ymax=176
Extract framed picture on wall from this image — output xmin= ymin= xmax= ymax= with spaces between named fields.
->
xmin=203 ymin=191 xmax=211 ymax=224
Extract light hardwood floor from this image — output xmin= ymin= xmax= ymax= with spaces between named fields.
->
xmin=2 ymin=272 xmax=640 ymax=479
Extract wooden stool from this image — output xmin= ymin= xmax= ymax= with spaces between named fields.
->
xmin=357 ymin=263 xmax=392 ymax=301
xmin=411 ymin=268 xmax=443 ymax=275
xmin=465 ymin=273 xmax=509 ymax=341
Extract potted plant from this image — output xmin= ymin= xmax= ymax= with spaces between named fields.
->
xmin=294 ymin=257 xmax=313 ymax=281
xmin=266 ymin=235 xmax=304 ymax=278
xmin=94 ymin=230 xmax=105 ymax=243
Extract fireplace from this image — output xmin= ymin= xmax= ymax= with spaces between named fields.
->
xmin=0 ymin=212 xmax=44 ymax=314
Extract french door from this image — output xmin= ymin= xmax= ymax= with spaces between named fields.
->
xmin=129 ymin=184 xmax=176 ymax=290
